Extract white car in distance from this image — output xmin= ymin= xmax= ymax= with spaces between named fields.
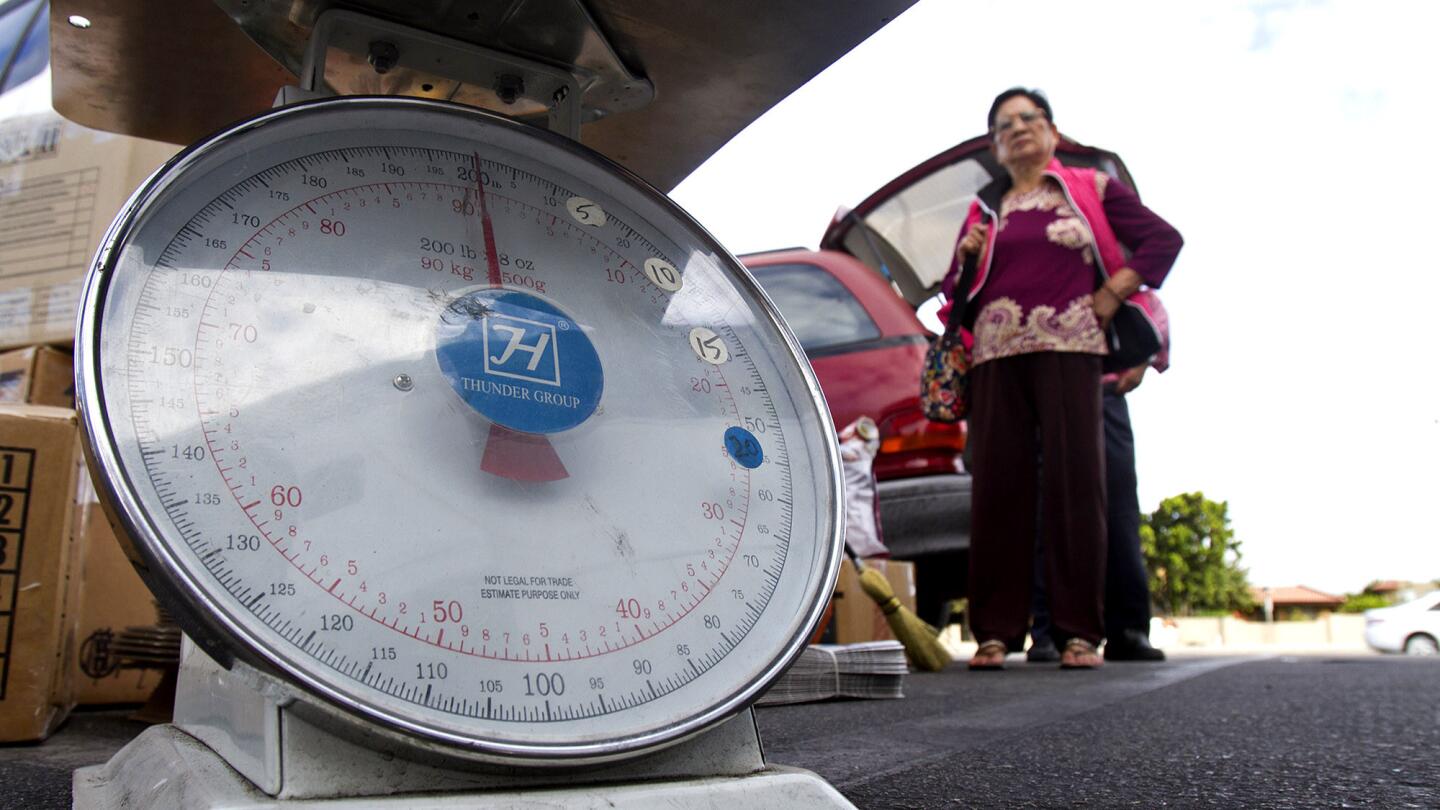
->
xmin=1364 ymin=591 xmax=1440 ymax=655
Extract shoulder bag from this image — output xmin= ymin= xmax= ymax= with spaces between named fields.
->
xmin=919 ymin=254 xmax=976 ymax=423
xmin=1101 ymin=292 xmax=1164 ymax=373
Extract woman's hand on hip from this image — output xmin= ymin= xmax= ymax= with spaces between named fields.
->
xmin=1092 ymin=286 xmax=1121 ymax=329
xmin=1092 ymin=268 xmax=1142 ymax=330
xmin=956 ymin=223 xmax=988 ymax=258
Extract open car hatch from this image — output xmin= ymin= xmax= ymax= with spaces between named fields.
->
xmin=820 ymin=134 xmax=1137 ymax=308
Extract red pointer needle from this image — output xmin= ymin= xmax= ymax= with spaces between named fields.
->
xmin=470 ymin=152 xmax=569 ymax=482
xmin=474 ymin=151 xmax=505 ymax=289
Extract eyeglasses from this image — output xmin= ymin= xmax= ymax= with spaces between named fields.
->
xmin=992 ymin=109 xmax=1047 ymax=136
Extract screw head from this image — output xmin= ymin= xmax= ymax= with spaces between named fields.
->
xmin=496 ymin=74 xmax=525 ymax=105
xmin=393 ymin=373 xmax=414 ymax=391
xmin=368 ymin=41 xmax=400 ymax=75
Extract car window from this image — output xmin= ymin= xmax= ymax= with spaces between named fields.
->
xmin=0 ymin=0 xmax=47 ymax=95
xmin=751 ymin=262 xmax=880 ymax=352
xmin=842 ymin=156 xmax=992 ymax=300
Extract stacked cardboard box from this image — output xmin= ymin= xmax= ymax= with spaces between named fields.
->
xmin=0 ymin=111 xmax=178 ymax=737
xmin=0 ymin=393 xmax=164 ymax=739
xmin=71 ymin=479 xmax=164 ymax=706
xmin=0 ymin=344 xmax=73 ymax=408
xmin=0 ymin=111 xmax=178 ymax=350
xmin=830 ymin=558 xmax=918 ymax=645
xmin=0 ymin=405 xmax=84 ymax=742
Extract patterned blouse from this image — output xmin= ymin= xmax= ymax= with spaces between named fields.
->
xmin=968 ymin=173 xmax=1179 ymax=366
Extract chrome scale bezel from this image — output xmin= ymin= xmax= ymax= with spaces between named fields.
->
xmin=73 ymin=96 xmax=844 ymax=765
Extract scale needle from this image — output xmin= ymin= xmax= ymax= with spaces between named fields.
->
xmin=473 ymin=152 xmax=505 ymax=289
xmin=469 ymin=152 xmax=569 ymax=482
xmin=481 ymin=424 xmax=569 ymax=482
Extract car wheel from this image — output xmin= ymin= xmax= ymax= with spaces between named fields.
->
xmin=1403 ymin=634 xmax=1439 ymax=656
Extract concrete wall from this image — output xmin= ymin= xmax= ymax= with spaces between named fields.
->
xmin=1156 ymin=614 xmax=1368 ymax=651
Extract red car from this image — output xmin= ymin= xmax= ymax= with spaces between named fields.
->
xmin=742 ymin=248 xmax=969 ymax=624
xmin=746 ymin=133 xmax=1138 ymax=623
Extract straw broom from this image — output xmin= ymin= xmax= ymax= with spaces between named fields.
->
xmin=848 ymin=551 xmax=952 ymax=671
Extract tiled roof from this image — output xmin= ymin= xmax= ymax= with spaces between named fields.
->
xmin=1250 ymin=585 xmax=1345 ymax=606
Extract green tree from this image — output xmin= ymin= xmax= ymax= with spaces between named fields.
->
xmin=1140 ymin=492 xmax=1254 ymax=616
xmin=1339 ymin=592 xmax=1390 ymax=613
xmin=1339 ymin=581 xmax=1403 ymax=613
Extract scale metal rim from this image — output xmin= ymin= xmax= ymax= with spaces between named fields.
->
xmin=73 ymin=94 xmax=845 ymax=767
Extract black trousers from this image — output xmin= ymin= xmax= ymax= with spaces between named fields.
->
xmin=1032 ymin=390 xmax=1152 ymax=643
xmin=968 ymin=353 xmax=1106 ymax=645
xmin=1099 ymin=392 xmax=1151 ymax=637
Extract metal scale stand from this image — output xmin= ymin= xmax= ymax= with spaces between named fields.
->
xmin=72 ymin=8 xmax=855 ymax=809
xmin=73 ymin=640 xmax=847 ymax=807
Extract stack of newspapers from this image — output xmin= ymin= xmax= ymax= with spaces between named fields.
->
xmin=756 ymin=641 xmax=908 ymax=706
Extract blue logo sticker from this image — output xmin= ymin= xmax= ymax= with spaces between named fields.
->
xmin=724 ymin=426 xmax=764 ymax=469
xmin=436 ymin=290 xmax=603 ymax=434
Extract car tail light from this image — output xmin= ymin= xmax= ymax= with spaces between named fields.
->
xmin=878 ymin=409 xmax=966 ymax=455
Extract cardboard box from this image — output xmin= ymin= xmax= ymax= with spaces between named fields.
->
xmin=0 ymin=405 xmax=82 ymax=741
xmin=831 ymin=558 xmax=917 ymax=645
xmin=0 ymin=111 xmax=179 ymax=349
xmin=0 ymin=345 xmax=74 ymax=408
xmin=72 ymin=485 xmax=164 ymax=705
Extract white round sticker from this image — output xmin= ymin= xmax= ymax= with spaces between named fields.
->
xmin=566 ymin=196 xmax=607 ymax=227
xmin=643 ymin=258 xmax=683 ymax=292
xmin=688 ymin=327 xmax=729 ymax=365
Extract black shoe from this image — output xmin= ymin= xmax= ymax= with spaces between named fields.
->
xmin=1103 ymin=629 xmax=1166 ymax=661
xmin=1026 ymin=638 xmax=1060 ymax=663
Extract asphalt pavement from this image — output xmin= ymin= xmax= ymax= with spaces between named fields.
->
xmin=758 ymin=653 xmax=1440 ymax=808
xmin=1 ymin=653 xmax=1436 ymax=808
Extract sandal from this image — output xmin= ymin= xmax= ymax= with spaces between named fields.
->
xmin=1060 ymin=638 xmax=1102 ymax=669
xmin=968 ymin=639 xmax=1008 ymax=671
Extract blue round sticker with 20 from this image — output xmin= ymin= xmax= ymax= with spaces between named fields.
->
xmin=724 ymin=426 xmax=764 ymax=469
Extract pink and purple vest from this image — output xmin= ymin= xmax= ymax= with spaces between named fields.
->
xmin=949 ymin=159 xmax=1168 ymax=369
xmin=960 ymin=159 xmax=1126 ymax=302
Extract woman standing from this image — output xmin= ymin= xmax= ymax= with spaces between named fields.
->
xmin=951 ymin=88 xmax=1182 ymax=669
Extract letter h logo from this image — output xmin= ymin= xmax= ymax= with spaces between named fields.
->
xmin=483 ymin=313 xmax=561 ymax=386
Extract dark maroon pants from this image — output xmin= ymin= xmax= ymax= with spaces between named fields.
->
xmin=967 ymin=352 xmax=1106 ymax=645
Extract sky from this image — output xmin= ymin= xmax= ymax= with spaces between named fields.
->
xmin=4 ymin=1 xmax=1434 ymax=596
xmin=671 ymin=0 xmax=1440 ymax=595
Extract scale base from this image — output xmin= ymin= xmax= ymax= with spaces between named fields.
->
xmin=73 ymin=724 xmax=854 ymax=808
xmin=73 ymin=641 xmax=855 ymax=807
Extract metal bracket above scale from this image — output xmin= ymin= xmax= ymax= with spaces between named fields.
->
xmin=271 ymin=6 xmax=654 ymax=141
xmin=274 ymin=9 xmax=575 ymax=138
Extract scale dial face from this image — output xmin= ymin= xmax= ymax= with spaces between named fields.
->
xmin=77 ymin=98 xmax=841 ymax=762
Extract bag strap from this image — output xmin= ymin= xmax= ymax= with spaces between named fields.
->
xmin=945 ymin=212 xmax=988 ymax=335
xmin=945 ymin=256 xmax=975 ymax=336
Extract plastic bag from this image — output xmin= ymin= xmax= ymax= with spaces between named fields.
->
xmin=838 ymin=416 xmax=887 ymax=558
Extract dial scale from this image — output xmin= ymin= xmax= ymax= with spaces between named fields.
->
xmin=76 ymin=97 xmax=844 ymax=774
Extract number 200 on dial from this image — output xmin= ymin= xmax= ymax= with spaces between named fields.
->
xmin=77 ymin=98 xmax=842 ymax=762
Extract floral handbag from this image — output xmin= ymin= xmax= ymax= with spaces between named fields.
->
xmin=919 ymin=272 xmax=974 ymax=423
xmin=919 ymin=325 xmax=971 ymax=423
